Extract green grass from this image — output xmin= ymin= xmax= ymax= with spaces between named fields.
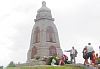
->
xmin=7 ymin=65 xmax=85 ymax=69
xmin=7 ymin=67 xmax=20 ymax=69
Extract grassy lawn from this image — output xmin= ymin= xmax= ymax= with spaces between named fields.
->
xmin=7 ymin=65 xmax=85 ymax=69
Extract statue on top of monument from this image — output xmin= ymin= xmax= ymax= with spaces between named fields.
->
xmin=42 ymin=1 xmax=46 ymax=7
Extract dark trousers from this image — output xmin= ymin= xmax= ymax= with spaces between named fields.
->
xmin=70 ymin=54 xmax=76 ymax=64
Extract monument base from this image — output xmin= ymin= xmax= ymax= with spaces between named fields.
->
xmin=16 ymin=59 xmax=46 ymax=67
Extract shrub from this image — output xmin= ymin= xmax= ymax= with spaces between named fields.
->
xmin=0 ymin=66 xmax=3 ymax=69
xmin=35 ymin=56 xmax=40 ymax=60
xmin=7 ymin=61 xmax=16 ymax=67
xmin=98 ymin=58 xmax=100 ymax=64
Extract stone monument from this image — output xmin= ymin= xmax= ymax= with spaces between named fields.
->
xmin=27 ymin=1 xmax=63 ymax=64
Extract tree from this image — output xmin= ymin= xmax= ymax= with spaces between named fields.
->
xmin=0 ymin=66 xmax=3 ymax=69
xmin=7 ymin=61 xmax=16 ymax=67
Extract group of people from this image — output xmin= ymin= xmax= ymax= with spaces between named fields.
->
xmin=83 ymin=43 xmax=99 ymax=66
xmin=51 ymin=43 xmax=99 ymax=66
xmin=51 ymin=46 xmax=78 ymax=66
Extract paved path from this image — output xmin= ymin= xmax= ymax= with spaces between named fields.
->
xmin=74 ymin=64 xmax=97 ymax=69
xmin=84 ymin=65 xmax=96 ymax=69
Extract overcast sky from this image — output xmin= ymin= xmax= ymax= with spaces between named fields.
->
xmin=0 ymin=0 xmax=100 ymax=66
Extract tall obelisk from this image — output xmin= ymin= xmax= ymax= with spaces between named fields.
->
xmin=27 ymin=1 xmax=63 ymax=62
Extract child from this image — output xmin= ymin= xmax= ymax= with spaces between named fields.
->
xmin=91 ymin=51 xmax=96 ymax=66
xmin=95 ymin=53 xmax=99 ymax=65
xmin=62 ymin=54 xmax=68 ymax=64
xmin=51 ymin=58 xmax=57 ymax=66
xmin=59 ymin=57 xmax=65 ymax=65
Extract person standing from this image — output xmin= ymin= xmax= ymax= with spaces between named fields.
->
xmin=82 ymin=46 xmax=89 ymax=65
xmin=65 ymin=46 xmax=78 ymax=64
xmin=86 ymin=43 xmax=94 ymax=64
